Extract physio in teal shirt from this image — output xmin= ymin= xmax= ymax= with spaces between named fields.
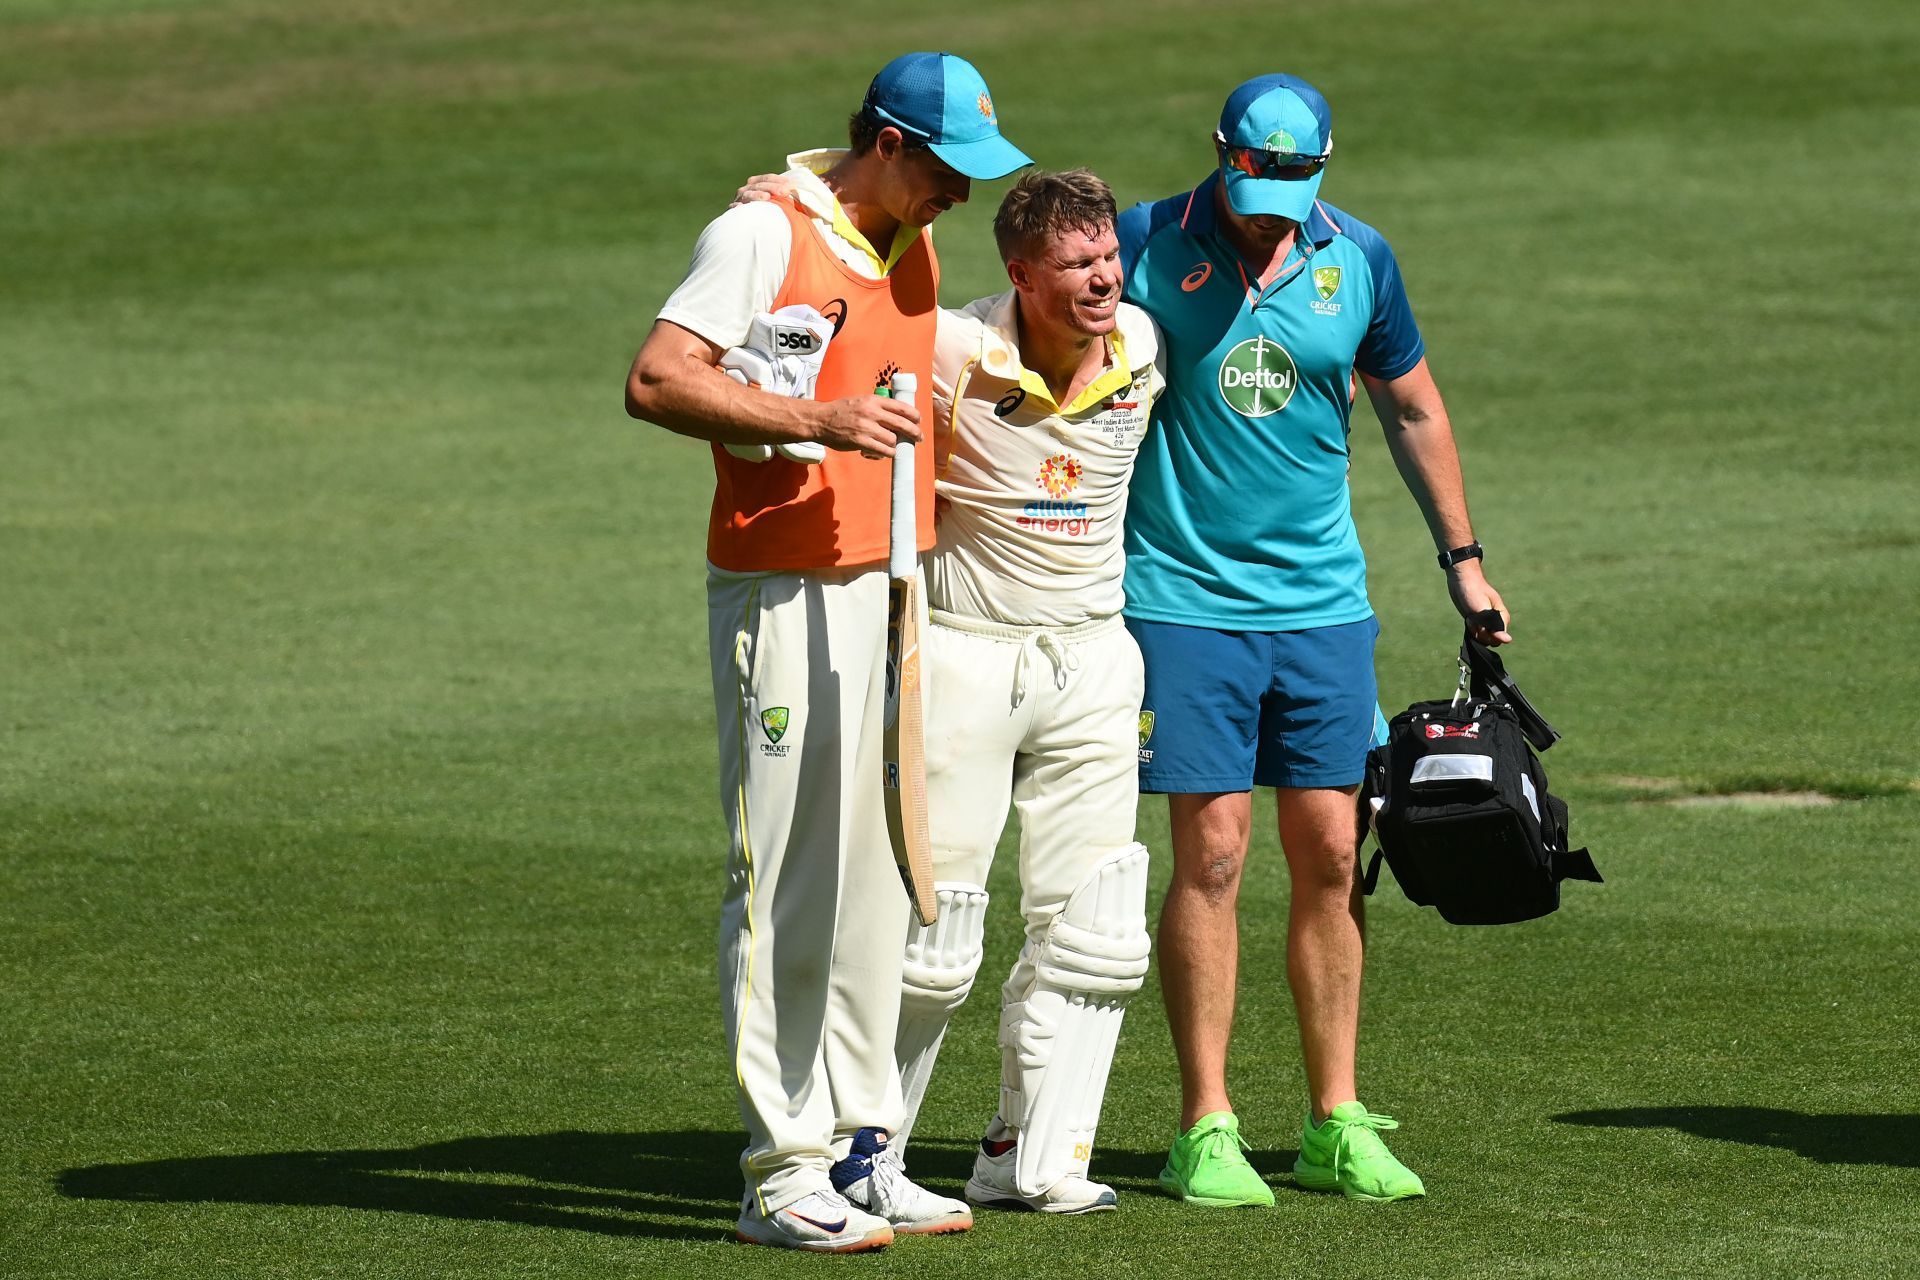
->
xmin=1118 ymin=175 xmax=1425 ymax=631
xmin=1110 ymin=72 xmax=1514 ymax=1212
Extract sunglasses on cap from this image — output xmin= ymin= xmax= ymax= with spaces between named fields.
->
xmin=1213 ymin=131 xmax=1331 ymax=181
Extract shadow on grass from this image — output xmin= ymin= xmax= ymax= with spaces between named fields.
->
xmin=56 ymin=1130 xmax=1190 ymax=1239
xmin=1552 ymin=1106 xmax=1920 ymax=1168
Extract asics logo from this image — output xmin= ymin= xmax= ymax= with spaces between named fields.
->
xmin=1181 ymin=262 xmax=1212 ymax=291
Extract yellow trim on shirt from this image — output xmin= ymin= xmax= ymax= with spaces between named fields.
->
xmin=940 ymin=354 xmax=981 ymax=479
xmin=784 ymin=148 xmax=924 ymax=277
xmin=976 ymin=302 xmax=1136 ymax=416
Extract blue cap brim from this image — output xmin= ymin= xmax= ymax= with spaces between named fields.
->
xmin=929 ymin=133 xmax=1032 ymax=181
xmin=1222 ymin=165 xmax=1323 ymax=222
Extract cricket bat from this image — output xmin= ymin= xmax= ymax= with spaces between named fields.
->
xmin=882 ymin=371 xmax=938 ymax=927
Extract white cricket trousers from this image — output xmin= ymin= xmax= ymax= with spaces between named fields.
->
xmin=707 ymin=564 xmax=908 ymax=1213
xmin=925 ymin=610 xmax=1144 ymax=915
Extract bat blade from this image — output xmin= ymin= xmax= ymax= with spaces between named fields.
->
xmin=881 ymin=371 xmax=935 ymax=925
xmin=883 ymin=574 xmax=937 ymax=926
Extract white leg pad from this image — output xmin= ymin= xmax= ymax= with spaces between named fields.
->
xmin=998 ymin=843 xmax=1150 ymax=1196
xmin=894 ymin=882 xmax=988 ymax=1153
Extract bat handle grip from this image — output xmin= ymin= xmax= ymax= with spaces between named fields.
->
xmin=888 ymin=372 xmax=918 ymax=579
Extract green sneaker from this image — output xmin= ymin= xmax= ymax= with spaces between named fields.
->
xmin=1293 ymin=1102 xmax=1426 ymax=1202
xmin=1158 ymin=1112 xmax=1276 ymax=1207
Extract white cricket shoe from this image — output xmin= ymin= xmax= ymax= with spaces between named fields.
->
xmin=733 ymin=1187 xmax=893 ymax=1253
xmin=831 ymin=1128 xmax=972 ymax=1235
xmin=964 ymin=1135 xmax=1118 ymax=1214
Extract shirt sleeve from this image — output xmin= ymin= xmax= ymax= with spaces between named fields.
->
xmin=1348 ymin=219 xmax=1426 ymax=381
xmin=655 ymin=202 xmax=793 ymax=351
xmin=1147 ymin=314 xmax=1169 ymax=411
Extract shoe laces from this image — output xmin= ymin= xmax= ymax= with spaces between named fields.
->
xmin=870 ymin=1147 xmax=925 ymax=1209
xmin=1193 ymin=1118 xmax=1253 ymax=1167
xmin=1320 ymin=1109 xmax=1400 ymax=1180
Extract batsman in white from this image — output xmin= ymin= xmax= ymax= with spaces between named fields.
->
xmin=907 ymin=169 xmax=1165 ymax=1213
xmin=740 ymin=166 xmax=1165 ymax=1212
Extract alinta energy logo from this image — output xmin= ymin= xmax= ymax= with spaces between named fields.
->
xmin=1217 ymin=335 xmax=1299 ymax=418
xmin=1037 ymin=454 xmax=1083 ymax=498
xmin=1022 ymin=453 xmax=1091 ymax=537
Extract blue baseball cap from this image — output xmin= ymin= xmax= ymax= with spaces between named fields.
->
xmin=862 ymin=52 xmax=1032 ymax=180
xmin=1216 ymin=73 xmax=1334 ymax=221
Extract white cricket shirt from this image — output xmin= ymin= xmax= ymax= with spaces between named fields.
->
xmin=928 ymin=291 xmax=1165 ymax=627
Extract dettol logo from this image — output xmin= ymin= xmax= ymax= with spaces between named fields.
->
xmin=1217 ymin=336 xmax=1299 ymax=418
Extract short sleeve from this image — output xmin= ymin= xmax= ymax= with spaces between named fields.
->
xmin=1347 ymin=220 xmax=1425 ymax=380
xmin=655 ymin=201 xmax=794 ymax=351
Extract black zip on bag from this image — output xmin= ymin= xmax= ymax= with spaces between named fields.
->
xmin=1360 ymin=615 xmax=1601 ymax=925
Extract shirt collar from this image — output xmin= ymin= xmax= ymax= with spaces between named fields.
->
xmin=972 ymin=289 xmax=1136 ymax=417
xmin=783 ymin=148 xmax=924 ymax=276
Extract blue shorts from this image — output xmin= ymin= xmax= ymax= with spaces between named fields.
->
xmin=1128 ymin=616 xmax=1386 ymax=793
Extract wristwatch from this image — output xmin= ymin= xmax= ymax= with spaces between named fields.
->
xmin=1437 ymin=541 xmax=1484 ymax=570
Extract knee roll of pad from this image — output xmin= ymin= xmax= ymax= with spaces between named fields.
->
xmin=1033 ymin=842 xmax=1151 ymax=994
xmin=901 ymin=882 xmax=989 ymax=1012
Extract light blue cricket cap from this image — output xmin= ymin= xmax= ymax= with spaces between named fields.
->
xmin=862 ymin=52 xmax=1033 ymax=180
xmin=1217 ymin=73 xmax=1334 ymax=222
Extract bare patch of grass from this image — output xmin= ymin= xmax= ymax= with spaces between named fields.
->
xmin=1608 ymin=775 xmax=1915 ymax=807
xmin=1663 ymin=790 xmax=1842 ymax=809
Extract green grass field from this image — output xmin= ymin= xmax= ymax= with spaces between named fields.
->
xmin=5 ymin=0 xmax=1918 ymax=1275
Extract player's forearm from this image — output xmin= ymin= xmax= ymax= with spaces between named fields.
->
xmin=1385 ymin=416 xmax=1476 ymax=551
xmin=1366 ymin=369 xmax=1476 ymax=551
xmin=626 ymin=350 xmax=824 ymax=448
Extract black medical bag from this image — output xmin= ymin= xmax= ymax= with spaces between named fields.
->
xmin=1361 ymin=624 xmax=1600 ymax=925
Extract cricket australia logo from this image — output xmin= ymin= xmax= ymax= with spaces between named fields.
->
xmin=1217 ymin=336 xmax=1298 ymax=418
xmin=1137 ymin=710 xmax=1156 ymax=764
xmin=1311 ymin=265 xmax=1344 ymax=317
xmin=759 ymin=706 xmax=792 ymax=758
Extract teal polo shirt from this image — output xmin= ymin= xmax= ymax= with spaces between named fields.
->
xmin=1117 ymin=175 xmax=1425 ymax=631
